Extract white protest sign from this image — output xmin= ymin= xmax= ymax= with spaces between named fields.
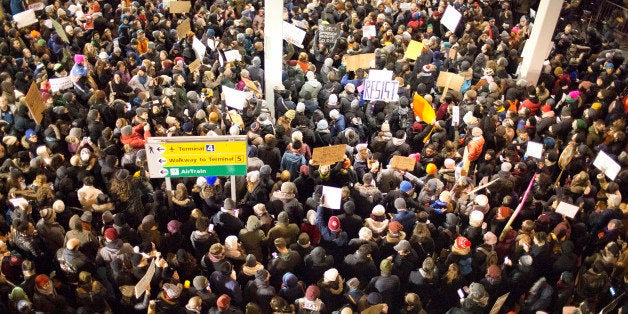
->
xmin=555 ymin=201 xmax=580 ymax=219
xmin=441 ymin=5 xmax=462 ymax=32
xmin=207 ymin=38 xmax=218 ymax=51
xmin=368 ymin=69 xmax=392 ymax=81
xmin=282 ymin=21 xmax=306 ymax=48
xmin=452 ymin=106 xmax=460 ymax=126
xmin=526 ymin=141 xmax=543 ymax=159
xmin=322 ymin=186 xmax=342 ymax=210
xmin=593 ymin=151 xmax=621 ymax=180
xmin=224 ymin=50 xmax=242 ymax=62
xmin=530 ymin=8 xmax=536 ymax=19
xmin=14 ymin=9 xmax=38 ymax=28
xmin=292 ymin=19 xmax=308 ymax=29
xmin=29 ymin=2 xmax=45 ymax=11
xmin=362 ymin=25 xmax=376 ymax=38
xmin=9 ymin=198 xmax=29 ymax=208
xmin=192 ymin=37 xmax=206 ymax=60
xmin=399 ymin=2 xmax=412 ymax=11
xmin=163 ymin=0 xmax=171 ymax=8
xmin=134 ymin=259 xmax=155 ymax=298
xmin=222 ymin=86 xmax=250 ymax=110
xmin=49 ymin=76 xmax=74 ymax=92
xmin=362 ymin=80 xmax=399 ymax=102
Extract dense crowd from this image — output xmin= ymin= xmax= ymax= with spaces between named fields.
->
xmin=0 ymin=0 xmax=625 ymax=313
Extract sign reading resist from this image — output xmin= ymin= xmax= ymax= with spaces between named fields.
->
xmin=362 ymin=80 xmax=399 ymax=102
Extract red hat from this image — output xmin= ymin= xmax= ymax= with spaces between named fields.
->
xmin=328 ymin=216 xmax=340 ymax=232
xmin=35 ymin=274 xmax=50 ymax=288
xmin=217 ymin=294 xmax=231 ymax=310
xmin=388 ymin=221 xmax=403 ymax=234
xmin=455 ymin=236 xmax=471 ymax=250
xmin=541 ymin=104 xmax=551 ymax=113
xmin=305 ymin=285 xmax=320 ymax=301
xmin=104 ymin=228 xmax=118 ymax=241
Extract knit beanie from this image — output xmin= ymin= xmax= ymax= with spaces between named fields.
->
xmin=305 ymin=285 xmax=320 ymax=301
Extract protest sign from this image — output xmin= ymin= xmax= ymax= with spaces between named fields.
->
xmin=399 ymin=2 xmax=412 ymax=11
xmin=344 ymin=53 xmax=375 ymax=71
xmin=134 ymin=259 xmax=155 ymax=298
xmin=362 ymin=25 xmax=376 ymax=38
xmin=318 ymin=23 xmax=340 ymax=45
xmin=49 ymin=77 xmax=73 ymax=92
xmin=188 ymin=59 xmax=201 ymax=73
xmin=282 ymin=22 xmax=306 ymax=48
xmin=28 ymin=2 xmax=44 ymax=11
xmin=222 ymin=86 xmax=250 ymax=110
xmin=441 ymin=5 xmax=462 ymax=32
xmin=169 ymin=1 xmax=191 ymax=13
xmin=556 ymin=202 xmax=580 ymax=219
xmin=404 ymin=40 xmax=423 ymax=60
xmin=50 ymin=20 xmax=69 ymax=43
xmin=489 ymin=293 xmax=510 ymax=314
xmin=24 ymin=82 xmax=45 ymax=124
xmin=593 ymin=151 xmax=621 ymax=180
xmin=362 ymin=80 xmax=399 ymax=102
xmin=526 ymin=141 xmax=543 ymax=159
xmin=452 ymin=106 xmax=460 ymax=126
xmin=224 ymin=50 xmax=242 ymax=63
xmin=391 ymin=156 xmax=416 ymax=171
xmin=14 ymin=9 xmax=37 ymax=28
xmin=368 ymin=69 xmax=392 ymax=81
xmin=436 ymin=71 xmax=465 ymax=95
xmin=312 ymin=144 xmax=347 ymax=166
xmin=176 ymin=19 xmax=191 ymax=39
xmin=292 ymin=19 xmax=308 ymax=29
xmin=322 ymin=186 xmax=342 ymax=210
xmin=192 ymin=37 xmax=206 ymax=60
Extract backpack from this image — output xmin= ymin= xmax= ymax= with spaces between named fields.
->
xmin=458 ymin=256 xmax=473 ymax=276
xmin=477 ymin=246 xmax=499 ymax=269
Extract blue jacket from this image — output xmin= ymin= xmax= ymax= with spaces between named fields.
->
xmin=392 ymin=210 xmax=417 ymax=235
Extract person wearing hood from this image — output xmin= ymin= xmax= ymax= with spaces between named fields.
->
xmin=237 ymin=254 xmax=264 ymax=288
xmin=299 ymin=71 xmax=322 ymax=100
xmin=241 ymin=170 xmax=268 ymax=209
xmin=75 ymin=271 xmax=108 ymax=313
xmin=317 ymin=268 xmax=344 ymax=311
xmin=268 ymin=237 xmax=302 ymax=288
xmin=368 ymin=258 xmax=401 ymax=311
xmin=64 ymin=214 xmax=98 ymax=251
xmin=32 ymin=274 xmax=68 ymax=313
xmin=244 ymin=269 xmax=276 ymax=312
xmin=35 ymin=208 xmax=65 ymax=257
xmin=265 ymin=211 xmax=300 ymax=247
xmin=280 ymin=140 xmax=307 ymax=181
xmin=56 ymin=238 xmax=89 ymax=284
xmin=448 ymin=282 xmax=489 ymax=313
xmin=279 ymin=272 xmax=305 ymax=305
xmin=521 ymin=277 xmax=554 ymax=313
xmin=342 ymin=244 xmax=378 ymax=289
xmin=238 ymin=215 xmax=265 ymax=262
xmin=211 ymin=199 xmax=244 ymax=243
xmin=96 ymin=227 xmax=130 ymax=268
xmin=295 ymin=285 xmax=325 ymax=313
xmin=189 ymin=275 xmax=217 ymax=310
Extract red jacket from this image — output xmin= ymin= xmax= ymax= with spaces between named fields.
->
xmin=467 ymin=136 xmax=485 ymax=162
xmin=121 ymin=124 xmax=151 ymax=149
xmin=520 ymin=99 xmax=541 ymax=116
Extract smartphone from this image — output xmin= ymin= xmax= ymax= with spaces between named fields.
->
xmin=504 ymin=256 xmax=510 ymax=264
xmin=457 ymin=289 xmax=465 ymax=299
xmin=610 ymin=286 xmax=616 ymax=297
xmin=208 ymin=224 xmax=214 ymax=232
xmin=272 ymin=252 xmax=278 ymax=259
xmin=234 ymin=209 xmax=239 ymax=217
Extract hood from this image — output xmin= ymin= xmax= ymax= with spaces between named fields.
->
xmin=69 ymin=215 xmax=82 ymax=231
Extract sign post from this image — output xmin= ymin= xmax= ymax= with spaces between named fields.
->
xmin=145 ymin=136 xmax=248 ymax=202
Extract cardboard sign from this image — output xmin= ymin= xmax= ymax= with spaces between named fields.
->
xmin=344 ymin=53 xmax=375 ymax=71
xmin=222 ymin=86 xmax=250 ymax=110
xmin=188 ymin=59 xmax=201 ymax=73
xmin=362 ymin=25 xmax=376 ymax=38
xmin=192 ymin=36 xmax=206 ymax=60
xmin=169 ymin=1 xmax=191 ymax=13
xmin=555 ymin=201 xmax=580 ymax=219
xmin=176 ymin=19 xmax=191 ymax=39
xmin=322 ymin=186 xmax=342 ymax=210
xmin=312 ymin=144 xmax=347 ymax=166
xmin=489 ymin=293 xmax=510 ymax=314
xmin=441 ymin=5 xmax=462 ymax=32
xmin=593 ymin=151 xmax=621 ymax=180
xmin=282 ymin=21 xmax=306 ymax=48
xmin=24 ymin=82 xmax=45 ymax=124
xmin=436 ymin=71 xmax=465 ymax=93
xmin=404 ymin=40 xmax=423 ymax=60
xmin=51 ymin=19 xmax=69 ymax=43
xmin=391 ymin=156 xmax=416 ymax=171
xmin=49 ymin=76 xmax=73 ymax=92
xmin=368 ymin=69 xmax=392 ymax=81
xmin=362 ymin=80 xmax=399 ymax=101
xmin=134 ymin=259 xmax=155 ymax=298
xmin=318 ymin=23 xmax=340 ymax=45
xmin=526 ymin=141 xmax=543 ymax=159
xmin=14 ymin=9 xmax=38 ymax=28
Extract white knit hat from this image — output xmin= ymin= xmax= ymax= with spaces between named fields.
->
xmin=324 ymin=268 xmax=339 ymax=282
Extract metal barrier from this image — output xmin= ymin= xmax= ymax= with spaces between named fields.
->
xmin=593 ymin=0 xmax=628 ymax=35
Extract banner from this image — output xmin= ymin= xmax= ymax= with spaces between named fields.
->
xmin=436 ymin=71 xmax=465 ymax=92
xmin=362 ymin=80 xmax=399 ymax=101
xmin=318 ymin=23 xmax=340 ymax=45
xmin=555 ymin=202 xmax=580 ymax=219
xmin=282 ymin=21 xmax=306 ymax=48
xmin=292 ymin=19 xmax=308 ymax=29
xmin=134 ymin=259 xmax=155 ymax=298
xmin=49 ymin=76 xmax=73 ymax=92
xmin=188 ymin=59 xmax=201 ymax=73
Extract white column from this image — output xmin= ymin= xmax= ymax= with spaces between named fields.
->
xmin=519 ymin=0 xmax=563 ymax=85
xmin=264 ymin=0 xmax=283 ymax=120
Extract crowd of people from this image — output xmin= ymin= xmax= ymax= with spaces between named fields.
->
xmin=0 ymin=0 xmax=625 ymax=313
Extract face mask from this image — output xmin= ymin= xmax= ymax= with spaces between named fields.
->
xmin=80 ymin=150 xmax=90 ymax=162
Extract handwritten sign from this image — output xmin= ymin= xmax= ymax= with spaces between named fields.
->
xmin=344 ymin=53 xmax=375 ymax=71
xmin=555 ymin=201 xmax=580 ymax=219
xmin=526 ymin=141 xmax=543 ymax=159
xmin=14 ymin=9 xmax=38 ymax=28
xmin=368 ymin=69 xmax=392 ymax=81
xmin=362 ymin=80 xmax=399 ymax=101
xmin=134 ymin=259 xmax=155 ymax=298
xmin=49 ymin=76 xmax=73 ymax=92
xmin=391 ymin=156 xmax=416 ymax=171
xmin=441 ymin=5 xmax=462 ymax=32
xmin=282 ymin=22 xmax=306 ymax=48
xmin=399 ymin=2 xmax=412 ymax=11
xmin=322 ymin=186 xmax=342 ymax=210
xmin=436 ymin=71 xmax=465 ymax=94
xmin=312 ymin=144 xmax=347 ymax=166
xmin=169 ymin=1 xmax=191 ymax=13
xmin=222 ymin=86 xmax=251 ymax=110
xmin=188 ymin=59 xmax=201 ymax=73
xmin=192 ymin=37 xmax=206 ymax=60
xmin=318 ymin=23 xmax=340 ymax=45
xmin=404 ymin=40 xmax=423 ymax=60
xmin=452 ymin=106 xmax=460 ymax=126
xmin=593 ymin=151 xmax=621 ymax=180
xmin=489 ymin=292 xmax=510 ymax=314
xmin=362 ymin=25 xmax=376 ymax=38
xmin=24 ymin=82 xmax=45 ymax=124
xmin=176 ymin=19 xmax=191 ymax=39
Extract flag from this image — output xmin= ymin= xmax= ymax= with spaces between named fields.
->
xmin=412 ymin=93 xmax=436 ymax=124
